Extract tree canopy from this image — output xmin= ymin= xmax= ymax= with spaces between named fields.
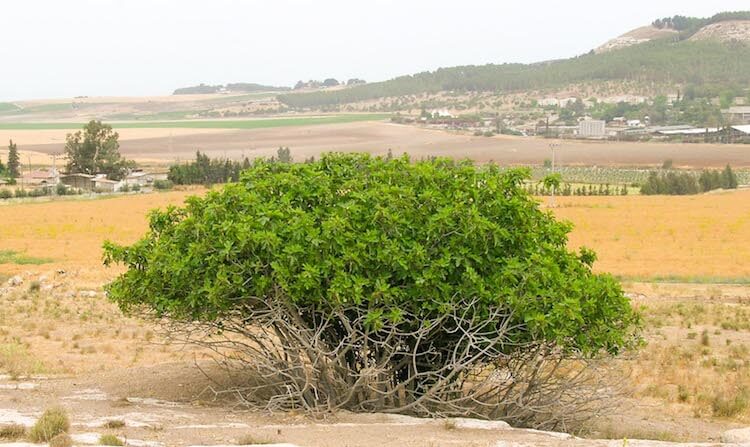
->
xmin=104 ymin=153 xmax=640 ymax=424
xmin=64 ymin=120 xmax=134 ymax=180
xmin=7 ymin=140 xmax=20 ymax=178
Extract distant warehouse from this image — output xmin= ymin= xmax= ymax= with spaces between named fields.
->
xmin=578 ymin=120 xmax=606 ymax=138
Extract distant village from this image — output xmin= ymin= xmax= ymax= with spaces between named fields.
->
xmin=400 ymin=96 xmax=750 ymax=143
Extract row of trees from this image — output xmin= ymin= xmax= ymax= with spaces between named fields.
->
xmin=278 ymin=40 xmax=750 ymax=109
xmin=168 ymin=148 xmax=295 ymax=185
xmin=527 ymin=183 xmax=628 ymax=196
xmin=640 ymin=165 xmax=738 ymax=195
xmin=652 ymin=11 xmax=750 ymax=38
xmin=168 ymin=151 xmax=251 ymax=185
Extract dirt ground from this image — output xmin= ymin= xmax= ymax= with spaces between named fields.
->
xmin=15 ymin=122 xmax=750 ymax=168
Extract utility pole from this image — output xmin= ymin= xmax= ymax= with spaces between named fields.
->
xmin=549 ymin=142 xmax=560 ymax=208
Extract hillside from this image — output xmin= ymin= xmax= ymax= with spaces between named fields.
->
xmin=595 ymin=25 xmax=677 ymax=53
xmin=277 ymin=11 xmax=750 ymax=110
xmin=278 ymin=39 xmax=750 ymax=109
xmin=690 ymin=20 xmax=750 ymax=43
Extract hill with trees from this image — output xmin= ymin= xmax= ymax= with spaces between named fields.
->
xmin=277 ymin=12 xmax=750 ymax=109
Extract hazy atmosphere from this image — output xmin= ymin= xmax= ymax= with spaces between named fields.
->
xmin=4 ymin=1 xmax=750 ymax=446
xmin=2 ymin=0 xmax=749 ymax=100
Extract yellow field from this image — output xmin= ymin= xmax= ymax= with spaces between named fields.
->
xmin=553 ymin=190 xmax=750 ymax=279
xmin=2 ymin=188 xmax=750 ymax=280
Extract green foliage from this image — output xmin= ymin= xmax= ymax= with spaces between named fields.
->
xmin=0 ymin=189 xmax=12 ymax=199
xmin=64 ymin=120 xmax=135 ymax=180
xmin=7 ymin=140 xmax=20 ymax=179
xmin=0 ymin=250 xmax=53 ymax=265
xmin=642 ymin=165 xmax=739 ymax=195
xmin=168 ymin=151 xmax=250 ymax=185
xmin=105 ymin=153 xmax=639 ymax=358
xmin=0 ymin=114 xmax=390 ymax=131
xmin=653 ymin=11 xmax=750 ymax=39
xmin=28 ymin=407 xmax=69 ymax=443
xmin=153 ymin=179 xmax=174 ymax=190
xmin=278 ymin=40 xmax=750 ymax=108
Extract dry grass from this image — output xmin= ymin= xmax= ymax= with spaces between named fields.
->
xmin=28 ymin=407 xmax=70 ymax=443
xmin=554 ymin=190 xmax=750 ymax=279
xmin=633 ymin=299 xmax=750 ymax=422
xmin=0 ymin=424 xmax=26 ymax=441
xmin=3 ymin=188 xmax=750 ymax=281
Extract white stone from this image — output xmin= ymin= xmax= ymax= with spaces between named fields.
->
xmin=451 ymin=418 xmax=511 ymax=430
xmin=0 ymin=408 xmax=37 ymax=426
xmin=0 ymin=382 xmax=37 ymax=390
xmin=722 ymin=427 xmax=750 ymax=443
xmin=63 ymin=388 xmax=108 ymax=401
xmin=6 ymin=276 xmax=23 ymax=287
xmin=70 ymin=432 xmax=102 ymax=444
xmin=125 ymin=397 xmax=184 ymax=408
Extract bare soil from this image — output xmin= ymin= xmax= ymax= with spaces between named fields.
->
xmin=19 ymin=122 xmax=750 ymax=168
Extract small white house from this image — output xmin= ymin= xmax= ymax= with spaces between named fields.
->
xmin=431 ymin=109 xmax=454 ymax=119
xmin=627 ymin=119 xmax=643 ymax=128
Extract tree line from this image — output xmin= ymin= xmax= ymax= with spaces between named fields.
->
xmin=652 ymin=11 xmax=750 ymax=39
xmin=527 ymin=183 xmax=629 ymax=196
xmin=640 ymin=165 xmax=738 ymax=195
xmin=167 ymin=148 xmax=294 ymax=185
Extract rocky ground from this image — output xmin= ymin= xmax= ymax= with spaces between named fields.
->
xmin=2 ymin=272 xmax=750 ymax=447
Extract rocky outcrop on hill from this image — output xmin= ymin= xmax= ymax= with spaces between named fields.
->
xmin=690 ymin=20 xmax=750 ymax=43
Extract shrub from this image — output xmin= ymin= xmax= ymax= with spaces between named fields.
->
xmin=0 ymin=424 xmax=26 ymax=440
xmin=102 ymin=420 xmax=125 ymax=429
xmin=236 ymin=434 xmax=271 ymax=445
xmin=153 ymin=179 xmax=174 ymax=190
xmin=28 ymin=281 xmax=41 ymax=293
xmin=0 ymin=189 xmax=12 ymax=199
xmin=49 ymin=433 xmax=73 ymax=447
xmin=711 ymin=388 xmax=749 ymax=417
xmin=99 ymin=434 xmax=124 ymax=446
xmin=104 ymin=153 xmax=640 ymax=429
xmin=14 ymin=189 xmax=27 ymax=198
xmin=28 ymin=407 xmax=70 ymax=442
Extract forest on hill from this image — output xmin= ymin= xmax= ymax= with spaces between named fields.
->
xmin=652 ymin=10 xmax=750 ymax=39
xmin=278 ymin=38 xmax=750 ymax=109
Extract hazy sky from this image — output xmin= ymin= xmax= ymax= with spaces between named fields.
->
xmin=3 ymin=0 xmax=749 ymax=101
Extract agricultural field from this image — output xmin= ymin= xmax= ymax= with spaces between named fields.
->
xmin=0 ymin=114 xmax=391 ymax=131
xmin=7 ymin=121 xmax=750 ymax=168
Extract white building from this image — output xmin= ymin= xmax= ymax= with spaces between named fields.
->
xmin=430 ymin=109 xmax=454 ymax=119
xmin=578 ymin=120 xmax=606 ymax=138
